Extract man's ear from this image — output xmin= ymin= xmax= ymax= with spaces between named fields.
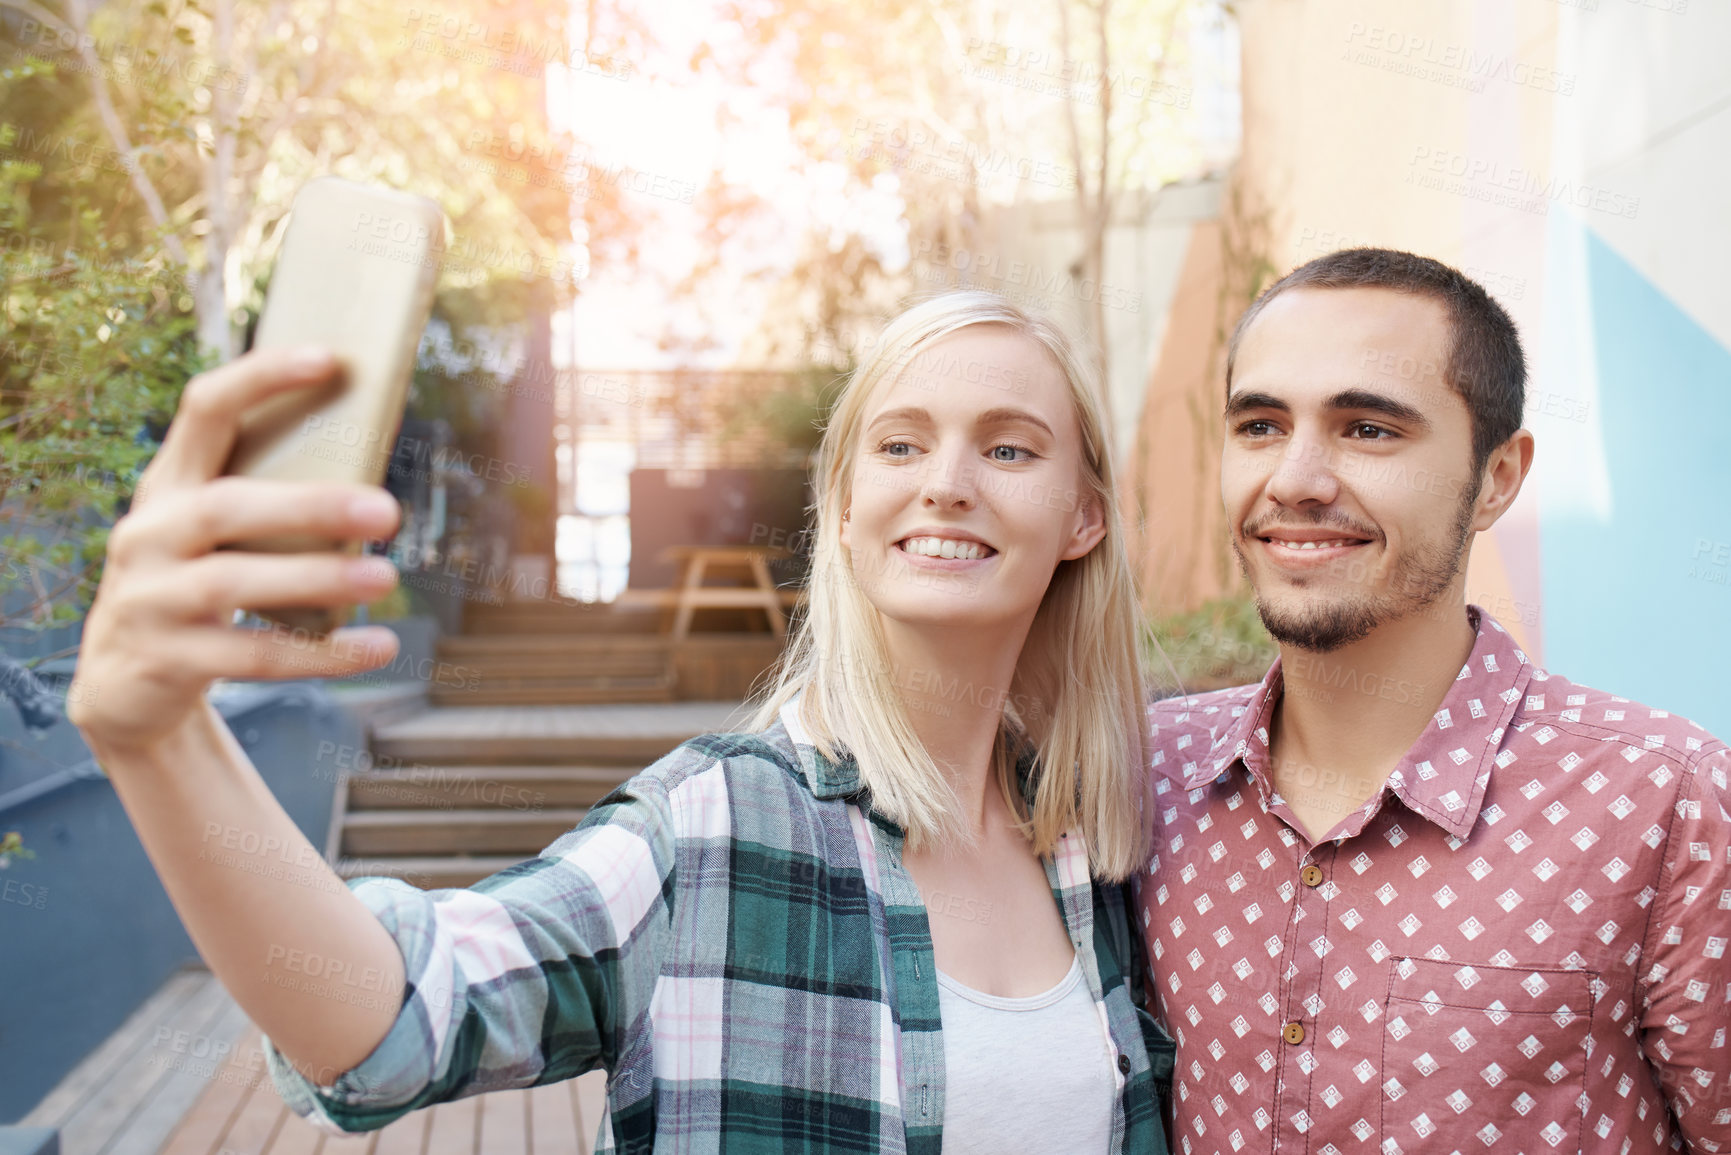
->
xmin=1061 ymin=489 xmax=1108 ymax=561
xmin=1471 ymin=429 xmax=1535 ymax=532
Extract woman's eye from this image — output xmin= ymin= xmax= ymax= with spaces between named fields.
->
xmin=989 ymin=443 xmax=1034 ymax=463
xmin=878 ymin=439 xmax=916 ymax=457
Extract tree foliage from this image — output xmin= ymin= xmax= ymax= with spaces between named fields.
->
xmin=0 ymin=0 xmax=650 ymax=635
xmin=0 ymin=62 xmax=206 ymax=634
xmin=685 ymin=0 xmax=1219 ymax=434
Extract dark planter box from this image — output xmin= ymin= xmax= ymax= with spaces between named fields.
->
xmin=0 ymin=682 xmax=362 ymax=1122
xmin=0 ymin=1127 xmax=56 ymax=1155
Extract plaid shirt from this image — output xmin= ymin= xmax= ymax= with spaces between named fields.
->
xmin=264 ymin=698 xmax=1176 ymax=1153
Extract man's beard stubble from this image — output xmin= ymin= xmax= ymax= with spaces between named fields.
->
xmin=1232 ymin=493 xmax=1477 ymax=653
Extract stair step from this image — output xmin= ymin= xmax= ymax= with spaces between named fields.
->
xmin=369 ymin=701 xmax=742 ymax=766
xmin=437 ymin=654 xmax=672 ymax=677
xmin=438 ymin=634 xmax=675 ymax=656
xmin=438 ymin=674 xmax=673 ymax=692
xmin=461 ymin=602 xmax=664 ymax=635
xmin=345 ymin=765 xmax=635 ymax=810
xmin=337 ymin=855 xmax=535 ymax=889
xmin=429 ymin=681 xmax=676 ymax=708
xmin=439 ymin=665 xmax=672 ymax=687
xmin=340 ymin=808 xmax=591 ymax=856
xmin=373 ymin=733 xmax=690 ymax=766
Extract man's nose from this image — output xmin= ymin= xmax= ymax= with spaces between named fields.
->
xmin=1264 ymin=437 xmax=1341 ymax=507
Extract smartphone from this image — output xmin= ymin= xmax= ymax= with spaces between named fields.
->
xmin=220 ymin=176 xmax=447 ymax=636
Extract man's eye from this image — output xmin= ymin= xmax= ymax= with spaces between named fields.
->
xmin=1350 ymin=423 xmax=1393 ymax=440
xmin=1236 ymin=420 xmax=1277 ymax=437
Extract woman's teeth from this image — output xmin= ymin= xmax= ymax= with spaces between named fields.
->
xmin=901 ymin=536 xmax=990 ymax=560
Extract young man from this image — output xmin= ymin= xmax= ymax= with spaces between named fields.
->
xmin=1139 ymin=249 xmax=1730 ymax=1152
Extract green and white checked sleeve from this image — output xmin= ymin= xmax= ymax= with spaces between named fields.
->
xmin=261 ymin=766 xmax=681 ymax=1137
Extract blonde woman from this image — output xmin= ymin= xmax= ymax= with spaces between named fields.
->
xmin=69 ymin=290 xmax=1175 ymax=1154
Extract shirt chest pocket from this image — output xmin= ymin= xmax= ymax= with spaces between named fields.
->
xmin=1379 ymin=958 xmax=1594 ymax=1153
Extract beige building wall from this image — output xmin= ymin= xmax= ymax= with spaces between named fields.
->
xmin=1121 ymin=212 xmax=1239 ymax=617
xmin=1129 ymin=0 xmax=1593 ymax=652
xmin=1228 ymin=0 xmax=1578 ymax=656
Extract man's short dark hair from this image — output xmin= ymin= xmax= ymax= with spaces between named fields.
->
xmin=1225 ymin=247 xmax=1526 ymax=473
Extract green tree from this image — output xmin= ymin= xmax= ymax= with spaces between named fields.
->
xmin=0 ymin=86 xmax=206 ymax=635
xmin=5 ymin=0 xmax=593 ymax=359
xmin=0 ymin=0 xmax=651 ymax=634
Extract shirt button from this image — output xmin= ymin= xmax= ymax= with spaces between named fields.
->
xmin=1301 ymin=865 xmax=1325 ymax=887
xmin=1283 ymin=1021 xmax=1305 ymax=1045
xmin=1117 ymin=1053 xmax=1132 ymax=1075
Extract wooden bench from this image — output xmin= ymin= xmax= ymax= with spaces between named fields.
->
xmin=613 ymin=546 xmax=803 ymax=640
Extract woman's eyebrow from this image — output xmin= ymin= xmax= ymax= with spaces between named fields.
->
xmin=865 ymin=406 xmax=933 ymax=431
xmin=865 ymin=406 xmax=1056 ymax=439
xmin=976 ymin=407 xmax=1056 ymax=438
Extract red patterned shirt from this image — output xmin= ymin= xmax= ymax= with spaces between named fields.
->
xmin=1137 ymin=606 xmax=1731 ymax=1153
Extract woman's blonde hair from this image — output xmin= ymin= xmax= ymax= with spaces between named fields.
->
xmin=747 ymin=290 xmax=1149 ymax=881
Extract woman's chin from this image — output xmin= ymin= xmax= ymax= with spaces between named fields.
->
xmin=868 ymin=593 xmax=1017 ymax=632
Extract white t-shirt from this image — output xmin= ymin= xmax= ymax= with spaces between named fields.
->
xmin=936 ymin=956 xmax=1117 ymax=1154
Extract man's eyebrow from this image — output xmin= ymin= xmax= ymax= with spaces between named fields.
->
xmin=1325 ymin=388 xmax=1433 ymax=430
xmin=1224 ymin=391 xmax=1288 ymax=420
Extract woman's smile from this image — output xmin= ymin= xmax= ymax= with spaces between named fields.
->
xmin=897 ymin=529 xmax=999 ymax=564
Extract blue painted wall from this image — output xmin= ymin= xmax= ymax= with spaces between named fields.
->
xmin=1539 ymin=229 xmax=1731 ymax=742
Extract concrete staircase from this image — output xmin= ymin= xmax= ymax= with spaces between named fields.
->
xmin=431 ymin=634 xmax=677 ymax=707
xmin=326 ymin=595 xmax=781 ymax=889
xmin=329 ymin=701 xmax=748 ymax=889
xmin=426 ymin=599 xmax=786 ymax=707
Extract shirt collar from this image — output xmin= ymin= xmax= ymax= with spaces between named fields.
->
xmin=1177 ymin=604 xmax=1534 ymax=840
xmin=778 ymin=692 xmax=864 ymax=801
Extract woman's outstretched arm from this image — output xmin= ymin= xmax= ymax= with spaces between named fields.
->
xmin=84 ymin=696 xmax=408 ymax=1087
xmin=260 ymin=765 xmax=681 ymax=1136
xmin=67 ymin=347 xmax=420 ymax=1085
xmin=71 ymin=348 xmax=679 ymax=1137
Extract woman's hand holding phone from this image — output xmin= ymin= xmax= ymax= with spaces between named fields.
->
xmin=68 ymin=345 xmax=404 ymax=753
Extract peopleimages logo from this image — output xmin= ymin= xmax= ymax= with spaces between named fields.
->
xmin=1405 ymin=147 xmax=1640 ymax=221
xmin=961 ymin=38 xmax=1192 ymax=109
xmin=400 ymin=9 xmax=634 ymax=79
xmin=849 ymin=119 xmax=1078 ymax=194
xmin=907 ymin=238 xmax=1142 ymax=314
xmin=13 ymin=19 xmax=250 ymax=92
xmin=345 ymin=207 xmax=587 ymax=287
xmin=1342 ymin=23 xmax=1576 ymax=95
xmin=461 ymin=130 xmax=698 ymax=205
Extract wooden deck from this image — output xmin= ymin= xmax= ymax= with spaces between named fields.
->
xmin=22 ymin=967 xmax=608 ymax=1155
